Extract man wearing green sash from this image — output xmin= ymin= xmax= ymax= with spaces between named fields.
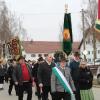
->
xmin=51 ymin=57 xmax=76 ymax=100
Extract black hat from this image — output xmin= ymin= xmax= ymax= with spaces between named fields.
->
xmin=74 ymin=52 xmax=80 ymax=57
xmin=54 ymin=51 xmax=66 ymax=62
xmin=17 ymin=56 xmax=25 ymax=61
xmin=59 ymin=57 xmax=66 ymax=62
xmin=38 ymin=57 xmax=44 ymax=62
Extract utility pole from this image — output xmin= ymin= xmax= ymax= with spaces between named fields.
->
xmin=81 ymin=9 xmax=86 ymax=60
xmin=93 ymin=29 xmax=96 ymax=65
xmin=89 ymin=0 xmax=96 ymax=65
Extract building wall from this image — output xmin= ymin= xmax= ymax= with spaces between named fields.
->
xmin=22 ymin=51 xmax=54 ymax=61
xmin=80 ymin=35 xmax=100 ymax=63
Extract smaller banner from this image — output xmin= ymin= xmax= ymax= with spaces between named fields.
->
xmin=7 ymin=36 xmax=22 ymax=59
xmin=94 ymin=0 xmax=100 ymax=32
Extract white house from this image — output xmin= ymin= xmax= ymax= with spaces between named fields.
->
xmin=79 ymin=28 xmax=100 ymax=63
xmin=21 ymin=41 xmax=80 ymax=61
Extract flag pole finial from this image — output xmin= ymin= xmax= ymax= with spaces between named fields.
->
xmin=65 ymin=4 xmax=68 ymax=13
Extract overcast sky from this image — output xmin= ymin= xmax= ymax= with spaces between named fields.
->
xmin=5 ymin=0 xmax=85 ymax=41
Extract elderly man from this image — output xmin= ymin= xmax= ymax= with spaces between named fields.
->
xmin=13 ymin=56 xmax=34 ymax=100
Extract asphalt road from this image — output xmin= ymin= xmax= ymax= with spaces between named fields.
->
xmin=0 ymin=83 xmax=100 ymax=100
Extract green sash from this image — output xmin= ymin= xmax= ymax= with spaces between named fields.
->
xmin=52 ymin=67 xmax=76 ymax=100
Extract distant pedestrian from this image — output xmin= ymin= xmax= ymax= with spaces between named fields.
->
xmin=0 ymin=58 xmax=6 ymax=90
xmin=79 ymin=60 xmax=94 ymax=100
xmin=13 ymin=56 xmax=34 ymax=100
xmin=32 ymin=57 xmax=44 ymax=100
xmin=7 ymin=59 xmax=18 ymax=95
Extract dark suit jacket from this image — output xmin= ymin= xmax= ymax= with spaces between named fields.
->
xmin=13 ymin=63 xmax=33 ymax=84
xmin=37 ymin=61 xmax=55 ymax=86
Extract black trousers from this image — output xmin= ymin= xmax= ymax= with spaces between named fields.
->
xmin=0 ymin=76 xmax=4 ymax=84
xmin=41 ymin=86 xmax=51 ymax=100
xmin=74 ymin=82 xmax=81 ymax=100
xmin=35 ymin=81 xmax=41 ymax=99
xmin=52 ymin=92 xmax=71 ymax=100
xmin=18 ymin=82 xmax=32 ymax=100
xmin=8 ymin=79 xmax=18 ymax=95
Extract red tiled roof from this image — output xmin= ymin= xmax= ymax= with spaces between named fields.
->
xmin=22 ymin=41 xmax=80 ymax=53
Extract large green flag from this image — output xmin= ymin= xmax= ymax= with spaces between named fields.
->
xmin=95 ymin=0 xmax=100 ymax=32
xmin=62 ymin=13 xmax=73 ymax=56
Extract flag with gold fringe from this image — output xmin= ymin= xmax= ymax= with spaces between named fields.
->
xmin=62 ymin=13 xmax=73 ymax=56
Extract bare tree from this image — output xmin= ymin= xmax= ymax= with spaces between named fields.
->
xmin=0 ymin=1 xmax=26 ymax=58
xmin=84 ymin=0 xmax=97 ymax=29
xmin=83 ymin=0 xmax=98 ymax=64
xmin=0 ymin=1 xmax=26 ymax=42
xmin=0 ymin=1 xmax=11 ymax=42
xmin=8 ymin=12 xmax=28 ymax=41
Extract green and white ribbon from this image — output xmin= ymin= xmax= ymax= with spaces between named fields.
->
xmin=52 ymin=67 xmax=76 ymax=100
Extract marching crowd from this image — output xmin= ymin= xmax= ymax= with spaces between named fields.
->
xmin=0 ymin=52 xmax=94 ymax=100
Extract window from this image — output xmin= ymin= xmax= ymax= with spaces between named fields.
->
xmin=31 ymin=54 xmax=36 ymax=57
xmin=88 ymin=59 xmax=91 ymax=62
xmin=88 ymin=51 xmax=90 ymax=55
xmin=92 ymin=40 xmax=93 ymax=43
xmin=92 ymin=51 xmax=94 ymax=54
xmin=38 ymin=54 xmax=42 ymax=57
xmin=23 ymin=55 xmax=26 ymax=58
xmin=44 ymin=54 xmax=48 ymax=57
xmin=86 ymin=41 xmax=88 ymax=44
xmin=98 ymin=50 xmax=100 ymax=54
xmin=86 ymin=38 xmax=91 ymax=44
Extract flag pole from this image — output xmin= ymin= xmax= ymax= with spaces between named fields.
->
xmin=65 ymin=4 xmax=68 ymax=13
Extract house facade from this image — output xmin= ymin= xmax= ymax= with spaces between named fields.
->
xmin=21 ymin=41 xmax=80 ymax=61
xmin=79 ymin=28 xmax=100 ymax=63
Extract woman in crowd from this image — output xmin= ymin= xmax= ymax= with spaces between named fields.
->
xmin=79 ymin=60 xmax=94 ymax=100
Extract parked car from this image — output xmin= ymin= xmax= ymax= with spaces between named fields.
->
xmin=97 ymin=66 xmax=100 ymax=84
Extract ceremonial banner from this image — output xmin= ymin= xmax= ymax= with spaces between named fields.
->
xmin=62 ymin=13 xmax=73 ymax=56
xmin=7 ymin=37 xmax=22 ymax=59
xmin=95 ymin=0 xmax=100 ymax=32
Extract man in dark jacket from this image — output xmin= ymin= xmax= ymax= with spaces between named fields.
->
xmin=7 ymin=59 xmax=18 ymax=95
xmin=69 ymin=52 xmax=81 ymax=100
xmin=13 ymin=56 xmax=34 ymax=100
xmin=32 ymin=57 xmax=44 ymax=100
xmin=37 ymin=54 xmax=55 ymax=100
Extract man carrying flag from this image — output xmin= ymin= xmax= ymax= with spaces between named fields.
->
xmin=51 ymin=56 xmax=76 ymax=100
xmin=95 ymin=0 xmax=100 ymax=32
